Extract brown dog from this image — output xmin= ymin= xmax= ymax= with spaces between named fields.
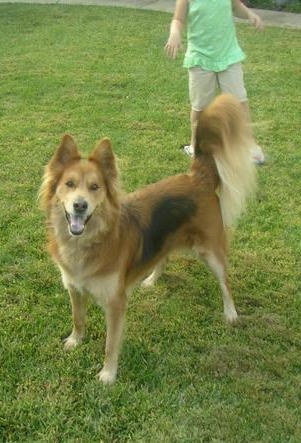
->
xmin=39 ymin=94 xmax=256 ymax=384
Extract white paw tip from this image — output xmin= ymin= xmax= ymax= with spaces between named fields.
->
xmin=63 ymin=336 xmax=81 ymax=350
xmin=98 ymin=368 xmax=117 ymax=385
xmin=141 ymin=278 xmax=154 ymax=288
xmin=225 ymin=310 xmax=238 ymax=323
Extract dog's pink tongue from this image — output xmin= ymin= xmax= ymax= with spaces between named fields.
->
xmin=70 ymin=215 xmax=85 ymax=235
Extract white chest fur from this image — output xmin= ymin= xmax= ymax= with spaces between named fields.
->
xmin=60 ymin=267 xmax=120 ymax=307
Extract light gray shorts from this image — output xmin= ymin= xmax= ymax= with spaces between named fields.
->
xmin=188 ymin=62 xmax=248 ymax=111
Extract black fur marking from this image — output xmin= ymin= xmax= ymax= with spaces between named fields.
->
xmin=141 ymin=196 xmax=196 ymax=263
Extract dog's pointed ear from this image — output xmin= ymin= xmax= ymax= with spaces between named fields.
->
xmin=89 ymin=138 xmax=120 ymax=208
xmin=52 ymin=134 xmax=81 ymax=166
xmin=39 ymin=135 xmax=81 ymax=211
xmin=89 ymin=138 xmax=118 ymax=180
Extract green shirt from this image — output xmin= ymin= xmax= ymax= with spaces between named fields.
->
xmin=183 ymin=0 xmax=246 ymax=72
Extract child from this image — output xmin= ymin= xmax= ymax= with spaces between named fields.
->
xmin=165 ymin=0 xmax=265 ymax=164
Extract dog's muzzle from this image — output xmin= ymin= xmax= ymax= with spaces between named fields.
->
xmin=65 ymin=198 xmax=91 ymax=236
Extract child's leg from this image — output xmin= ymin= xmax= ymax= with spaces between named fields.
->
xmin=188 ymin=67 xmax=216 ymax=150
xmin=190 ymin=109 xmax=201 ymax=148
xmin=217 ymin=62 xmax=247 ymax=103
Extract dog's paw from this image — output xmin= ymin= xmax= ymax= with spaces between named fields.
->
xmin=63 ymin=334 xmax=82 ymax=350
xmin=224 ymin=306 xmax=238 ymax=324
xmin=141 ymin=279 xmax=154 ymax=289
xmin=97 ymin=367 xmax=117 ymax=385
xmin=141 ymin=274 xmax=156 ymax=288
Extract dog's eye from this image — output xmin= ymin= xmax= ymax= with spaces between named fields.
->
xmin=66 ymin=180 xmax=75 ymax=188
xmin=90 ymin=183 xmax=100 ymax=191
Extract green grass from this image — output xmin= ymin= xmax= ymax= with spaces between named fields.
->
xmin=248 ymin=0 xmax=301 ymax=13
xmin=0 ymin=4 xmax=300 ymax=442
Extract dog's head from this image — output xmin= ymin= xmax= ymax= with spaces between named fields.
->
xmin=39 ymin=135 xmax=119 ymax=237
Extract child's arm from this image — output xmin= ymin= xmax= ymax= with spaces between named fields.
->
xmin=164 ymin=0 xmax=189 ymax=59
xmin=232 ymin=0 xmax=264 ymax=30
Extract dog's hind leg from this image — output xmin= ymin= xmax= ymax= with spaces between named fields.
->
xmin=206 ymin=251 xmax=237 ymax=323
xmin=141 ymin=260 xmax=166 ymax=288
xmin=64 ymin=287 xmax=88 ymax=350
xmin=197 ymin=247 xmax=238 ymax=323
xmin=98 ymin=293 xmax=127 ymax=384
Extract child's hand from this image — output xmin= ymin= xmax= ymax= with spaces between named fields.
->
xmin=248 ymin=11 xmax=264 ymax=30
xmin=165 ymin=33 xmax=182 ymax=59
xmin=164 ymin=19 xmax=183 ymax=59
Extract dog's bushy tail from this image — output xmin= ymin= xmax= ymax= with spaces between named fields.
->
xmin=195 ymin=94 xmax=257 ymax=227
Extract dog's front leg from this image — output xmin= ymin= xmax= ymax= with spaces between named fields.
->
xmin=98 ymin=293 xmax=127 ymax=384
xmin=64 ymin=286 xmax=88 ymax=350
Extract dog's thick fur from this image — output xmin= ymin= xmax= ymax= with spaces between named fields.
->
xmin=39 ymin=94 xmax=256 ymax=384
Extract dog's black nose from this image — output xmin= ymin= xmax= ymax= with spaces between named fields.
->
xmin=73 ymin=199 xmax=88 ymax=213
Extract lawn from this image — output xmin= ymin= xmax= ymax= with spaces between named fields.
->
xmin=0 ymin=3 xmax=300 ymax=442
xmin=248 ymin=0 xmax=301 ymax=12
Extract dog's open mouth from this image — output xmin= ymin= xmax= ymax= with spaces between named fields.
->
xmin=65 ymin=211 xmax=91 ymax=236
